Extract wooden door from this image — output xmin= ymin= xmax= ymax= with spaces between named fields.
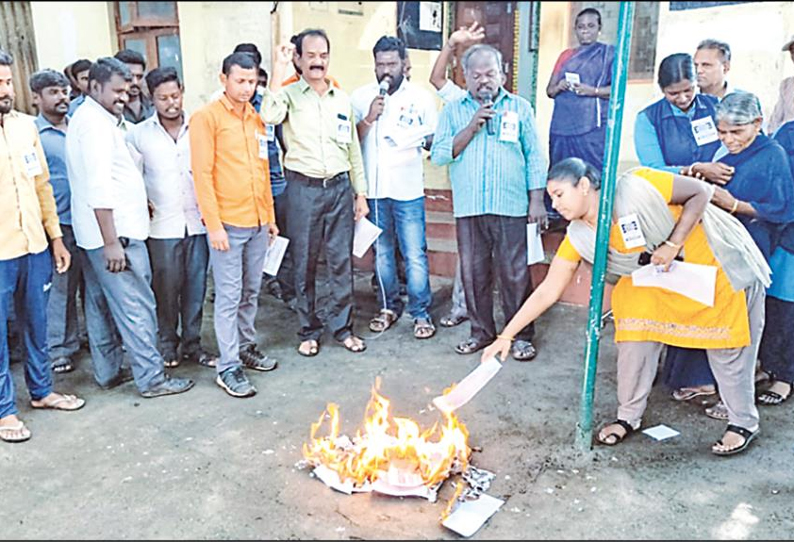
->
xmin=0 ymin=1 xmax=38 ymax=114
xmin=452 ymin=1 xmax=517 ymax=93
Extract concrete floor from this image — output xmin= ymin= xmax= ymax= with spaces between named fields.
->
xmin=2 ymin=271 xmax=793 ymax=539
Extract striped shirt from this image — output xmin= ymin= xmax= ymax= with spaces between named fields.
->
xmin=431 ymin=88 xmax=547 ymax=218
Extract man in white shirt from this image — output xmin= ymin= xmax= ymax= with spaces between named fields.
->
xmin=66 ymin=57 xmax=193 ymax=398
xmin=127 ymin=67 xmax=216 ymax=370
xmin=694 ymin=39 xmax=737 ymax=101
xmin=351 ymin=36 xmax=437 ymax=339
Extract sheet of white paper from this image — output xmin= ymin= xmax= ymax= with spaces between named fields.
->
xmin=353 ymin=218 xmax=383 ymax=258
xmin=419 ymin=1 xmax=442 ymax=32
xmin=631 ymin=261 xmax=717 ymax=307
xmin=527 ymin=223 xmax=545 ymax=265
xmin=564 ymin=72 xmax=581 ymax=85
xmin=433 ymin=358 xmax=502 ymax=414
xmin=442 ymin=494 xmax=505 ymax=538
xmin=313 ymin=465 xmax=354 ymax=495
xmin=384 ymin=124 xmax=435 ymax=151
xmin=262 ymin=236 xmax=289 ymax=276
xmin=642 ymin=424 xmax=681 ymax=441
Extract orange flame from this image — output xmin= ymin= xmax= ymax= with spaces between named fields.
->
xmin=303 ymin=378 xmax=470 ymax=488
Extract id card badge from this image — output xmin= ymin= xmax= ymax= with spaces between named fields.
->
xmin=336 ymin=114 xmax=352 ymax=144
xmin=23 ymin=150 xmax=43 ymax=177
xmin=256 ymin=131 xmax=268 ymax=159
xmin=691 ymin=116 xmax=719 ymax=146
xmin=565 ymin=72 xmax=581 ymax=85
xmin=499 ymin=111 xmax=519 ymax=143
xmin=618 ymin=213 xmax=647 ymax=249
xmin=266 ymin=124 xmax=275 ymax=143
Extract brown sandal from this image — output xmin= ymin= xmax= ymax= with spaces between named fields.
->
xmin=369 ymin=309 xmax=398 ymax=333
xmin=341 ymin=335 xmax=367 ymax=354
xmin=413 ymin=318 xmax=436 ymax=339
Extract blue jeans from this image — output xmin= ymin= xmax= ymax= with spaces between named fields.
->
xmin=0 ymin=250 xmax=53 ymax=418
xmin=369 ymin=197 xmax=432 ymax=320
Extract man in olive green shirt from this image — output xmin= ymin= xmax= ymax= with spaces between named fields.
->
xmin=263 ymin=28 xmax=369 ymax=358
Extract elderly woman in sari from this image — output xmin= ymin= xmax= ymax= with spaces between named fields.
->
xmin=750 ymin=118 xmax=794 ymax=405
xmin=482 ymin=159 xmax=769 ymax=456
xmin=546 ymin=8 xmax=614 ymax=170
xmin=666 ymin=92 xmax=794 ymax=419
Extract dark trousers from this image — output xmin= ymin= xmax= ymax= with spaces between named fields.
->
xmin=267 ymin=190 xmax=295 ymax=300
xmin=147 ymin=234 xmax=209 ymax=360
xmin=0 ymin=249 xmax=53 ymax=418
xmin=285 ymin=169 xmax=355 ymax=342
xmin=759 ymin=296 xmax=794 ymax=383
xmin=457 ymin=214 xmax=534 ymax=343
xmin=46 ymin=225 xmax=82 ymax=361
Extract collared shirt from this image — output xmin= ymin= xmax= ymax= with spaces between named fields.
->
xmin=66 ymin=96 xmax=150 ymax=250
xmin=431 ymin=88 xmax=547 ymax=218
xmin=122 ymin=95 xmax=155 ymax=125
xmin=35 ymin=114 xmax=71 ymax=225
xmin=351 ymin=80 xmax=437 ymax=201
xmin=190 ymin=94 xmax=275 ymax=233
xmin=67 ymin=94 xmax=85 ymax=116
xmin=126 ymin=113 xmax=206 ymax=239
xmin=261 ymin=78 xmax=366 ymax=194
xmin=0 ymin=110 xmax=61 ymax=260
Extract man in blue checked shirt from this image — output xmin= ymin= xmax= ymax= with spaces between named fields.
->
xmin=431 ymin=44 xmax=548 ymax=362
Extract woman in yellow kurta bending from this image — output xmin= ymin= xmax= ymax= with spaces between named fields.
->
xmin=482 ymin=158 xmax=769 ymax=456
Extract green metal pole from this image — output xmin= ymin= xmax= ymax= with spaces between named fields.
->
xmin=575 ymin=1 xmax=635 ymax=452
xmin=528 ymin=1 xmax=541 ymax=111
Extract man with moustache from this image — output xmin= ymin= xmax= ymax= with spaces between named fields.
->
xmin=191 ymin=53 xmax=279 ymax=398
xmin=66 ymin=57 xmax=194 ymax=398
xmin=114 ymin=49 xmax=154 ymax=124
xmin=431 ymin=45 xmax=548 ymax=361
xmin=262 ymin=29 xmax=369 ymax=358
xmin=351 ymin=36 xmax=437 ymax=339
xmin=29 ymin=70 xmax=83 ymax=375
xmin=0 ymin=51 xmax=84 ymax=444
xmin=127 ymin=67 xmax=216 ymax=370
xmin=694 ymin=39 xmax=737 ymax=101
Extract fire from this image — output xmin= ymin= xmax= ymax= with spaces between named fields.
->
xmin=303 ymin=379 xmax=471 ymax=489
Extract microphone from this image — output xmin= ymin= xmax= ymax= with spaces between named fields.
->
xmin=478 ymin=89 xmax=495 ymax=135
xmin=378 ymin=79 xmax=390 ymax=96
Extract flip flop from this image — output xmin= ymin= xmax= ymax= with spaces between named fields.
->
xmin=51 ymin=357 xmax=74 ymax=374
xmin=0 ymin=421 xmax=31 ymax=443
xmin=596 ymin=419 xmax=636 ymax=446
xmin=712 ymin=425 xmax=759 ymax=456
xmin=757 ymin=384 xmax=792 ymax=406
xmin=672 ymin=386 xmax=716 ymax=402
xmin=440 ymin=314 xmax=468 ymax=328
xmin=30 ymin=394 xmax=86 ymax=411
xmin=298 ymin=340 xmax=320 ymax=358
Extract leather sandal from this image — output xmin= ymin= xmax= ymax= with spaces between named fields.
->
xmin=454 ymin=337 xmax=488 ymax=355
xmin=596 ymin=419 xmax=636 ymax=446
xmin=413 ymin=318 xmax=436 ymax=339
xmin=712 ymin=424 xmax=759 ymax=456
xmin=369 ymin=309 xmax=398 ymax=333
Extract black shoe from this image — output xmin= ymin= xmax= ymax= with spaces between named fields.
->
xmin=100 ymin=367 xmax=135 ymax=390
xmin=240 ymin=344 xmax=278 ymax=372
xmin=216 ymin=366 xmax=257 ymax=397
xmin=140 ymin=376 xmax=195 ymax=398
xmin=182 ymin=349 xmax=218 ymax=368
xmin=266 ymin=279 xmax=284 ymax=301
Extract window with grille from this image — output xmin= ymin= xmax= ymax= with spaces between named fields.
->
xmin=114 ymin=1 xmax=183 ymax=80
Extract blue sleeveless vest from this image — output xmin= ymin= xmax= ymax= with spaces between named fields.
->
xmin=642 ymin=94 xmax=721 ymax=166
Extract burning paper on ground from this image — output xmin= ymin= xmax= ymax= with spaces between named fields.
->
xmin=302 ymin=378 xmax=470 ymax=501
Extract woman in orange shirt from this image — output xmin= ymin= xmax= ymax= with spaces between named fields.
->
xmin=482 ymin=158 xmax=769 ymax=456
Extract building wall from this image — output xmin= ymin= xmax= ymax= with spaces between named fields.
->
xmin=177 ymin=1 xmax=273 ymax=114
xmin=29 ymin=1 xmax=114 ymax=73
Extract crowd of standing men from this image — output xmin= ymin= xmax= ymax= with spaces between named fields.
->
xmin=3 ymin=10 xmax=794 ymax=455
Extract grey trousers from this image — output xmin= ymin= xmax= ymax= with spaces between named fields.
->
xmin=285 ymin=170 xmax=355 ymax=342
xmin=147 ymin=234 xmax=209 ymax=359
xmin=82 ymin=240 xmax=166 ymax=392
xmin=616 ymin=281 xmax=765 ymax=431
xmin=46 ymin=225 xmax=82 ymax=360
xmin=448 ymin=261 xmax=468 ymax=319
xmin=208 ymin=225 xmax=269 ymax=374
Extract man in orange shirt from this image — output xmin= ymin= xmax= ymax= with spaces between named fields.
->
xmin=191 ymin=52 xmax=279 ymax=398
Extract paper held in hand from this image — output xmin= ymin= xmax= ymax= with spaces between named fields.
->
xmin=527 ymin=223 xmax=544 ymax=265
xmin=432 ymin=358 xmax=502 ymax=414
xmin=262 ymin=236 xmax=290 ymax=276
xmin=631 ymin=261 xmax=717 ymax=307
xmin=353 ymin=217 xmax=383 ymax=258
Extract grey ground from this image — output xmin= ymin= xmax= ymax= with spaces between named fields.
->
xmin=2 ymin=271 xmax=793 ymax=540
